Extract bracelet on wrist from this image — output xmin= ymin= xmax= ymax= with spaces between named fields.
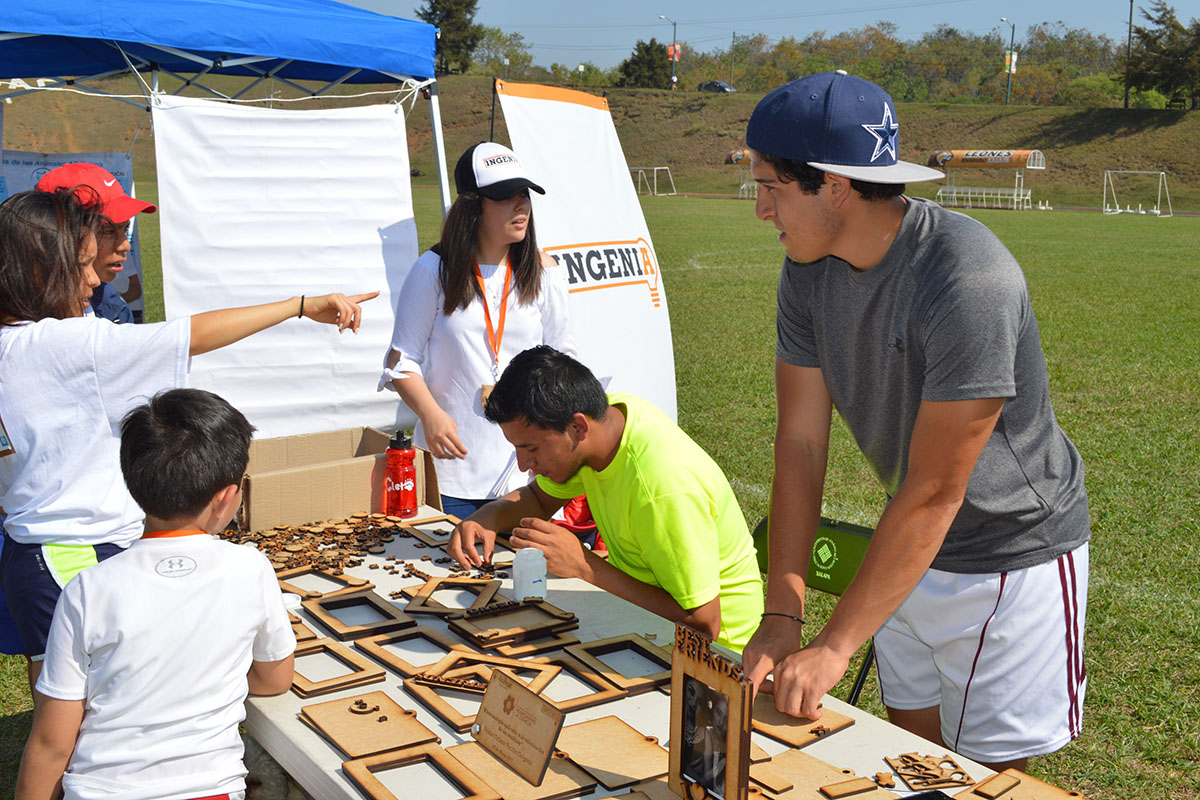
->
xmin=761 ymin=611 xmax=804 ymax=625
xmin=298 ymin=295 xmax=305 ymax=319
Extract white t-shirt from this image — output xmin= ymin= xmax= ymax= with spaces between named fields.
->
xmin=0 ymin=316 xmax=190 ymax=546
xmin=37 ymin=533 xmax=295 ymax=800
xmin=382 ymin=250 xmax=576 ymax=498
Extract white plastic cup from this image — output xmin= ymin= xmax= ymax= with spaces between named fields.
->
xmin=512 ymin=547 xmax=547 ymax=600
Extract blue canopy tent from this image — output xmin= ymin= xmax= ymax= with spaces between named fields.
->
xmin=0 ymin=0 xmax=453 ymax=208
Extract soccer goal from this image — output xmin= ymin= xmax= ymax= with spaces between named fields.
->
xmin=629 ymin=166 xmax=677 ymax=196
xmin=1102 ymin=170 xmax=1173 ymax=217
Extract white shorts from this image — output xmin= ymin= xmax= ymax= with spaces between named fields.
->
xmin=874 ymin=543 xmax=1088 ymax=763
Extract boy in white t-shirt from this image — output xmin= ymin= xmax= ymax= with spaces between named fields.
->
xmin=16 ymin=389 xmax=296 ymax=800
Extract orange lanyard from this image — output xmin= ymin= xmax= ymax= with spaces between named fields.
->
xmin=142 ymin=529 xmax=208 ymax=539
xmin=474 ymin=256 xmax=512 ymax=381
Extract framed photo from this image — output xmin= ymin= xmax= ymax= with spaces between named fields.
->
xmin=667 ymin=625 xmax=751 ymax=800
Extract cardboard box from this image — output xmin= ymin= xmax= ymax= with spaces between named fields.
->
xmin=239 ymin=426 xmax=440 ymax=531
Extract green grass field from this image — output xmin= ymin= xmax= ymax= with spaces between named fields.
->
xmin=1 ymin=191 xmax=1196 ymax=799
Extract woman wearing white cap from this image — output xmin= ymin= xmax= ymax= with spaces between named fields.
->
xmin=382 ymin=142 xmax=576 ymax=520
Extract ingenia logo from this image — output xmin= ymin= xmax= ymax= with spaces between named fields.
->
xmin=545 ymin=238 xmax=662 ymax=307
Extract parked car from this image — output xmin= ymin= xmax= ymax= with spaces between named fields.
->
xmin=698 ymin=80 xmax=736 ymax=93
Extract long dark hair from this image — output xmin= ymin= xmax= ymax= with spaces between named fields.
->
xmin=436 ymin=191 xmax=542 ymax=315
xmin=0 ymin=188 xmax=103 ymax=327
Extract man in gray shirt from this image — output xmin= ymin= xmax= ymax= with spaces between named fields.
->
xmin=741 ymin=71 xmax=1089 ymax=772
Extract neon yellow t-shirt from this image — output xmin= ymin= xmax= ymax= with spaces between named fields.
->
xmin=536 ymin=393 xmax=763 ymax=650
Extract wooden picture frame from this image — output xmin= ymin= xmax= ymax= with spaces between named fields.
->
xmin=403 ymin=514 xmax=461 ymax=548
xmin=493 ymin=631 xmax=580 ymax=658
xmin=447 ymin=599 xmax=578 ymax=649
xmin=277 ymin=564 xmax=372 ymax=599
xmin=526 ymin=652 xmax=628 ymax=712
xmin=302 ymin=589 xmax=415 ymax=641
xmin=402 ymin=674 xmax=487 ymax=733
xmin=343 ymin=742 xmax=500 ymax=800
xmin=292 ymin=638 xmax=386 ymax=698
xmin=556 ymin=715 xmax=669 ymax=789
xmin=564 ymin=633 xmax=672 ymax=694
xmin=667 ymin=624 xmax=752 ymax=800
xmin=422 ymin=650 xmax=563 ymax=695
xmin=355 ymin=625 xmax=478 ymax=678
xmin=405 ymin=576 xmax=502 ymax=616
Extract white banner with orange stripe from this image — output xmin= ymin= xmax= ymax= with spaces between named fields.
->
xmin=496 ymin=80 xmax=677 ymax=421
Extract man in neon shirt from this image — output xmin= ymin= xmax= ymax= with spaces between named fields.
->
xmin=449 ymin=345 xmax=763 ymax=651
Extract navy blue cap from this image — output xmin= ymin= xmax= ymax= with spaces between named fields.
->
xmin=747 ymin=71 xmax=942 ymax=184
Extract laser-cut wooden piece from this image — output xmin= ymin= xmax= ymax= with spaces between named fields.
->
xmin=355 ymin=625 xmax=478 ymax=677
xmin=749 ymin=741 xmax=771 ymax=763
xmin=403 ymin=674 xmax=487 ymax=732
xmin=751 ymin=694 xmax=855 ymax=748
xmin=565 ymin=633 xmax=672 ymax=695
xmin=884 ymin=753 xmax=972 ymax=791
xmin=819 ymin=776 xmax=878 ymax=798
xmin=525 ymin=652 xmax=627 ymax=712
xmin=742 ymin=748 xmax=899 ymax=799
xmin=473 ymin=667 xmax=564 ymax=785
xmin=953 ymin=769 xmax=1085 ymax=800
xmin=421 ymin=650 xmax=562 ymax=695
xmin=448 ymin=599 xmax=578 ymax=649
xmin=667 ymin=625 xmax=752 ymax=800
xmin=299 ymin=690 xmax=439 ymax=758
xmin=302 ymin=589 xmax=415 ymax=641
xmin=556 ymin=715 xmax=669 ymax=789
xmin=493 ymin=631 xmax=580 ymax=658
xmin=404 ymin=515 xmax=461 ymax=547
xmin=292 ymin=638 xmax=385 ymax=698
xmin=406 ymin=577 xmax=502 ymax=616
xmin=448 ymin=742 xmax=598 ymax=800
xmin=277 ymin=564 xmax=372 ymax=599
xmin=968 ymin=773 xmax=1021 ymax=799
xmin=874 ymin=773 xmax=895 ymax=789
xmin=750 ymin=761 xmax=794 ymax=794
xmin=343 ymin=742 xmax=500 ymax=800
xmin=292 ymin=620 xmax=318 ymax=643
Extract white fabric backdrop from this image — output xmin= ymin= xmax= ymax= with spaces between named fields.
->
xmin=151 ymin=96 xmax=418 ymax=438
xmin=0 ymin=149 xmax=147 ymax=314
xmin=496 ymin=82 xmax=677 ymax=421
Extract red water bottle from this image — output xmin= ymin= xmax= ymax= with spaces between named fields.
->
xmin=385 ymin=431 xmax=418 ymax=519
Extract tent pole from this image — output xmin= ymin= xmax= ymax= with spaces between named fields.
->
xmin=427 ymin=80 xmax=452 ymax=216
xmin=489 ymin=78 xmax=497 ymax=141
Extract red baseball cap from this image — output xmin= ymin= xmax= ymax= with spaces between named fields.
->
xmin=35 ymin=162 xmax=157 ymax=223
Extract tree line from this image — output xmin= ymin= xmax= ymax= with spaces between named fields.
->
xmin=419 ymin=0 xmax=1199 ymax=109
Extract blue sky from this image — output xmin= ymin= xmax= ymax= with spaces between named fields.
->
xmin=346 ymin=1 xmax=1181 ymax=69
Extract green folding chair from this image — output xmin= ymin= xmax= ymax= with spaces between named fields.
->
xmin=751 ymin=514 xmax=876 ymax=706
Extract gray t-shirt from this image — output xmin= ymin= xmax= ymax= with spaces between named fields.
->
xmin=776 ymin=197 xmax=1089 ymax=573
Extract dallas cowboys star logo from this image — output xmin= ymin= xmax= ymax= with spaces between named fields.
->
xmin=861 ymin=104 xmax=899 ymax=163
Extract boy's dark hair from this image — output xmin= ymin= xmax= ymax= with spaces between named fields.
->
xmin=484 ymin=346 xmax=608 ymax=432
xmin=120 ymin=389 xmax=256 ymax=519
xmin=755 ymin=151 xmax=905 ymax=201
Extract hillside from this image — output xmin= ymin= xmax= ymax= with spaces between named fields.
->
xmin=4 ymin=74 xmax=1198 ymax=209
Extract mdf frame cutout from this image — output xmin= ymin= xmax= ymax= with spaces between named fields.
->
xmin=667 ymin=624 xmax=752 ymax=800
xmin=277 ymin=564 xmax=372 ymax=599
xmin=343 ymin=742 xmax=500 ymax=800
xmin=406 ymin=576 xmax=503 ymax=616
xmin=292 ymin=638 xmax=386 ymax=698
xmin=565 ymin=633 xmax=672 ymax=694
xmin=355 ymin=625 xmax=478 ymax=678
xmin=302 ymin=588 xmax=416 ymax=640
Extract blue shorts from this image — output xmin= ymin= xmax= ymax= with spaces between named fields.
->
xmin=0 ymin=533 xmax=126 ymax=658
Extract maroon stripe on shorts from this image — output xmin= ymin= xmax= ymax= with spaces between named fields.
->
xmin=1059 ymin=551 xmax=1083 ymax=739
xmin=952 ymin=572 xmax=1007 ymax=752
